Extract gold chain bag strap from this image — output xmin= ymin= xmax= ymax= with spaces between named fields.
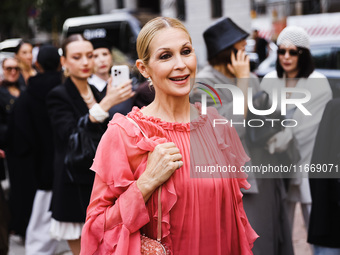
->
xmin=126 ymin=117 xmax=170 ymax=255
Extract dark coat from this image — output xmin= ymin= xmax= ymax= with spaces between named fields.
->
xmin=0 ymin=85 xmax=18 ymax=181
xmin=47 ymin=77 xmax=108 ymax=222
xmin=308 ymin=98 xmax=340 ymax=248
xmin=13 ymin=71 xmax=62 ymax=190
xmin=0 ymin=83 xmax=30 ymax=237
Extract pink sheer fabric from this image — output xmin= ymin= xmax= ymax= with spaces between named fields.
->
xmin=80 ymin=103 xmax=258 ymax=255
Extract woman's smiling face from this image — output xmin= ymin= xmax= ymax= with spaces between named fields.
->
xmin=140 ymin=27 xmax=197 ymax=98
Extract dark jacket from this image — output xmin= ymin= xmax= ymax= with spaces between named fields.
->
xmin=308 ymin=98 xmax=340 ymax=247
xmin=0 ymin=84 xmax=18 ymax=180
xmin=13 ymin=71 xmax=62 ymax=190
xmin=47 ymin=77 xmax=108 ymax=222
xmin=0 ymin=83 xmax=30 ymax=237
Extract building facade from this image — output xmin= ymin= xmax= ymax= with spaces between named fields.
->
xmin=97 ymin=0 xmax=253 ymax=67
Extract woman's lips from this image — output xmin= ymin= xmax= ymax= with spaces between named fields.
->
xmin=169 ymin=75 xmax=190 ymax=85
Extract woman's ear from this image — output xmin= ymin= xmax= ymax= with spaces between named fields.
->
xmin=60 ymin=56 xmax=66 ymax=69
xmin=136 ymin=59 xmax=150 ymax=78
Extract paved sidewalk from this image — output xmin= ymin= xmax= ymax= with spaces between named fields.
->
xmin=292 ymin=203 xmax=313 ymax=255
xmin=8 ymin=235 xmax=71 ymax=255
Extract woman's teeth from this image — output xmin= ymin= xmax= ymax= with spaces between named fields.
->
xmin=171 ymin=75 xmax=188 ymax=81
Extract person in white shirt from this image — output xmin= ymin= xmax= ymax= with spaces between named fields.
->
xmin=88 ymin=38 xmax=133 ymax=116
xmin=261 ymin=26 xmax=332 ymax=232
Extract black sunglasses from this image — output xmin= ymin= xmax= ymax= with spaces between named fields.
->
xmin=277 ymin=49 xmax=302 ymax=56
xmin=4 ymin=66 xmax=20 ymax=72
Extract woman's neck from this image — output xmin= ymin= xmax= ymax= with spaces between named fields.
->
xmin=19 ymin=62 xmax=36 ymax=84
xmin=71 ymin=76 xmax=89 ymax=94
xmin=141 ymin=95 xmax=192 ymax=123
xmin=285 ymin=70 xmax=299 ymax=79
xmin=7 ymin=86 xmax=20 ymax=97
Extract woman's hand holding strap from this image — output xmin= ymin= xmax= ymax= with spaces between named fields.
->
xmin=137 ymin=142 xmax=183 ymax=203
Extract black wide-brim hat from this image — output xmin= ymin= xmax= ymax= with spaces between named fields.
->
xmin=203 ymin=17 xmax=249 ymax=60
xmin=90 ymin=38 xmax=111 ymax=51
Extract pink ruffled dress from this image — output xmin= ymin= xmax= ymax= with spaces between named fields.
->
xmin=80 ymin=103 xmax=258 ymax=255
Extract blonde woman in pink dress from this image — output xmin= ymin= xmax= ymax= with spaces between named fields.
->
xmin=80 ymin=17 xmax=258 ymax=255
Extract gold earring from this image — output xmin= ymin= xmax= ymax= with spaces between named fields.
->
xmin=63 ymin=67 xmax=70 ymax=77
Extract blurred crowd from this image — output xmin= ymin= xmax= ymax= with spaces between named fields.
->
xmin=0 ymin=16 xmax=339 ymax=255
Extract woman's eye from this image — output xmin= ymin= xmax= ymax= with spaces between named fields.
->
xmin=72 ymin=56 xmax=80 ymax=60
xmin=88 ymin=54 xmax=93 ymax=59
xmin=182 ymin=49 xmax=191 ymax=55
xmin=160 ymin=53 xmax=171 ymax=60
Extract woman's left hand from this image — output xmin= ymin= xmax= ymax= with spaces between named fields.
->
xmin=99 ymin=77 xmax=135 ymax=112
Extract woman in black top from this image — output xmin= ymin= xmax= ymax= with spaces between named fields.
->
xmin=0 ymin=57 xmax=22 ymax=254
xmin=47 ymin=34 xmax=134 ymax=255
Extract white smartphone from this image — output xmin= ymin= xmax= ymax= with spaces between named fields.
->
xmin=111 ymin=65 xmax=130 ymax=87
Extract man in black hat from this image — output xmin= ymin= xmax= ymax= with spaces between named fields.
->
xmin=8 ymin=45 xmax=63 ymax=255
xmin=190 ymin=17 xmax=294 ymax=255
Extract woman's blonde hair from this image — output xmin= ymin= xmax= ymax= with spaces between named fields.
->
xmin=136 ymin=17 xmax=192 ymax=65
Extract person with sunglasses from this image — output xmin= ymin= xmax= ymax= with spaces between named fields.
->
xmin=0 ymin=57 xmax=23 ymax=148
xmin=261 ymin=26 xmax=332 ymax=234
xmin=0 ymin=57 xmax=25 ymax=246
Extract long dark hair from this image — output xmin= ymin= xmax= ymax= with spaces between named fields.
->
xmin=276 ymin=47 xmax=314 ymax=78
xmin=208 ymin=46 xmax=233 ymax=67
xmin=14 ymin=40 xmax=33 ymax=54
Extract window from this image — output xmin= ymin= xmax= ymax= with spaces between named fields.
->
xmin=177 ymin=0 xmax=186 ymax=21
xmin=335 ymin=49 xmax=340 ymax=69
xmin=211 ymin=0 xmax=222 ymax=18
xmin=137 ymin=0 xmax=160 ymax=13
xmin=117 ymin=0 xmax=124 ymax=9
xmin=311 ymin=47 xmax=332 ymax=69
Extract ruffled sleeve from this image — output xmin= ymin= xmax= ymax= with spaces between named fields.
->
xmin=207 ymin=106 xmax=259 ymax=250
xmin=80 ymin=114 xmax=168 ymax=255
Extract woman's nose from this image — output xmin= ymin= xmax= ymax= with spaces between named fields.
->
xmin=174 ymin=55 xmax=186 ymax=70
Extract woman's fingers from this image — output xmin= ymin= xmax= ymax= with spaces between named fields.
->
xmin=171 ymin=153 xmax=182 ymax=162
xmin=227 ymin=63 xmax=235 ymax=76
xmin=230 ymin=50 xmax=236 ymax=64
xmin=172 ymin=160 xmax=183 ymax=170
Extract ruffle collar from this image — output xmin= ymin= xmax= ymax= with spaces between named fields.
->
xmin=127 ymin=103 xmax=207 ymax=132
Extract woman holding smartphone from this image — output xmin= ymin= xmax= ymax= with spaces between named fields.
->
xmin=47 ymin=34 xmax=134 ymax=255
xmin=88 ymin=38 xmax=134 ymax=116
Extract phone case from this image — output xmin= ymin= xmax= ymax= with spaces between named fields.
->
xmin=111 ymin=65 xmax=130 ymax=87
